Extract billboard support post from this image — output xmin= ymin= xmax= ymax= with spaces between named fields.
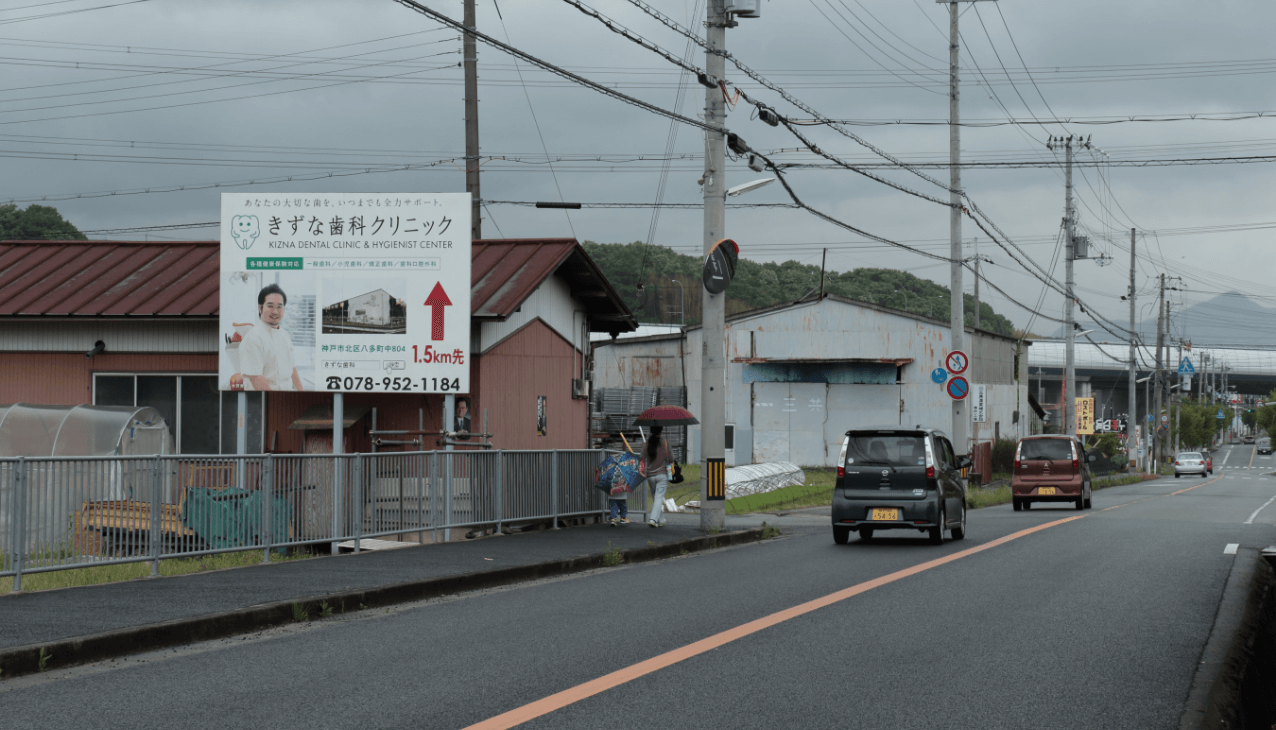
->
xmin=332 ymin=391 xmax=343 ymax=555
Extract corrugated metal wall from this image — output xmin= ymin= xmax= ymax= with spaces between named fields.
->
xmin=478 ymin=318 xmax=586 ymax=450
xmin=0 ymin=352 xmax=217 ymax=404
xmin=594 ymin=297 xmax=1024 ymax=465
xmin=0 ymin=320 xmax=217 ymax=353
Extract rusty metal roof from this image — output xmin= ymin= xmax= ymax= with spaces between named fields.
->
xmin=472 ymin=238 xmax=635 ymax=333
xmin=0 ymin=238 xmax=636 ymax=332
xmin=0 ymin=241 xmax=220 ymax=316
xmin=287 ymin=404 xmax=371 ymax=430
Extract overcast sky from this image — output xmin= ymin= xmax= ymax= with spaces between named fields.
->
xmin=5 ymin=0 xmax=1276 ymax=340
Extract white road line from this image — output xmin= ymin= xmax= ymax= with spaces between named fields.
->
xmin=1224 ymin=543 xmax=1239 ymax=554
xmin=1244 ymin=494 xmax=1276 ymax=525
xmin=1222 ymin=449 xmax=1232 ymax=466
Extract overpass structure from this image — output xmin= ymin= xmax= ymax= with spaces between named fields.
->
xmin=1026 ymin=340 xmax=1276 ymax=430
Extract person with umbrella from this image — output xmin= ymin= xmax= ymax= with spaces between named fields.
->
xmin=633 ymin=406 xmax=697 ymax=527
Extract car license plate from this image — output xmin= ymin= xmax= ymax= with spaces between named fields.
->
xmin=1038 ymin=487 xmax=1056 ymax=496
xmin=870 ymin=508 xmax=899 ymax=521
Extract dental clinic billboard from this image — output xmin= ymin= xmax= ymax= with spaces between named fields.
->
xmin=219 ymin=193 xmax=471 ymax=394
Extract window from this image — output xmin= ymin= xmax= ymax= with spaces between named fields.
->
xmin=92 ymin=374 xmax=262 ymax=454
xmin=845 ymin=433 xmax=927 ymax=467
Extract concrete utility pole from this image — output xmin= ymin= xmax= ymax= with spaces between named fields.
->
xmin=1127 ymin=228 xmax=1137 ymax=468
xmin=1154 ymin=274 xmax=1165 ymax=468
xmin=463 ymin=0 xmax=481 ymax=240
xmin=699 ymin=0 xmax=729 ymax=533
xmin=1064 ymin=136 xmax=1077 ymax=437
xmin=1175 ymin=340 xmax=1182 ymax=455
xmin=944 ymin=0 xmax=997 ymax=455
xmin=972 ymin=237 xmax=979 ymax=328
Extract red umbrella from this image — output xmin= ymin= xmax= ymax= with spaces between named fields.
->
xmin=633 ymin=405 xmax=699 ymax=426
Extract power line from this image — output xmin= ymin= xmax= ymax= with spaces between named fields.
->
xmin=389 ymin=0 xmax=713 ymax=133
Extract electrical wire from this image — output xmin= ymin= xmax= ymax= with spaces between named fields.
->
xmin=390 ymin=0 xmax=714 ymax=133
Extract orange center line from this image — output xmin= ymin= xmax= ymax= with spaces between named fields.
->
xmin=462 ymin=513 xmax=1089 ymax=730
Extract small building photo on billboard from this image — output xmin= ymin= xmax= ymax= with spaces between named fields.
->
xmin=322 ymin=279 xmax=407 ymax=335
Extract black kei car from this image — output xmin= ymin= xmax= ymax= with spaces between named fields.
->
xmin=832 ymin=426 xmax=971 ymax=545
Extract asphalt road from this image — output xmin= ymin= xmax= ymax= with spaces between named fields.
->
xmin=5 ymin=446 xmax=1275 ymax=730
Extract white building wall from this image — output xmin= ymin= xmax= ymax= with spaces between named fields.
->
xmin=0 ymin=320 xmax=218 ymax=353
xmin=478 ymin=274 xmax=584 ymax=354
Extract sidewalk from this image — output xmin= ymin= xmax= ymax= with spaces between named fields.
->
xmin=0 ymin=511 xmax=818 ymax=677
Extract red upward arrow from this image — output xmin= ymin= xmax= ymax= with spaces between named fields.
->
xmin=425 ymin=282 xmax=452 ymax=341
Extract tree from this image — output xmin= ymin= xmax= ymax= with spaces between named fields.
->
xmin=581 ymin=241 xmax=1018 ymax=336
xmin=0 ymin=204 xmax=87 ymax=241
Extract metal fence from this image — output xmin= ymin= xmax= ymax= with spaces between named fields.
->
xmin=0 ymin=449 xmax=613 ymax=591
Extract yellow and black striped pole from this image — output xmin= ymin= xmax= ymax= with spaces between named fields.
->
xmin=706 ymin=457 xmax=726 ymax=500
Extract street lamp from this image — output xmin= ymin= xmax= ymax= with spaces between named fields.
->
xmin=726 ymin=178 xmax=775 ymax=197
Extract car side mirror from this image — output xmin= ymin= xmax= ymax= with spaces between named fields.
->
xmin=957 ymin=455 xmax=972 ymax=470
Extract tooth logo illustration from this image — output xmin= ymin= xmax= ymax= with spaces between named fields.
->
xmin=231 ymin=215 xmax=260 ymax=250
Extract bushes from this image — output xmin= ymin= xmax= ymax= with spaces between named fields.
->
xmin=991 ymin=438 xmax=1017 ymax=474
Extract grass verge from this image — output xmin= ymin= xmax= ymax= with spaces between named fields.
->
xmin=1 ymin=549 xmax=312 ymax=593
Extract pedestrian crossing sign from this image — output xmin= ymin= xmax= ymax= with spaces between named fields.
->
xmin=1178 ymin=357 xmax=1195 ymax=374
xmin=1217 ymin=410 xmax=1226 ymax=419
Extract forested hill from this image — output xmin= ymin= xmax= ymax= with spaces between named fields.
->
xmin=583 ymin=241 xmax=1016 ymax=337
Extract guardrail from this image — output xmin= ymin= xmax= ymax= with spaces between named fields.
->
xmin=0 ymin=449 xmax=611 ymax=591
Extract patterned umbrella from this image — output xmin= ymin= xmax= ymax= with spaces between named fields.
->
xmin=633 ymin=405 xmax=699 ymax=426
xmin=595 ymin=451 xmax=643 ymax=495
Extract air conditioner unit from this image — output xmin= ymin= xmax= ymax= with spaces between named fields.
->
xmin=572 ymin=378 xmax=592 ymax=400
xmin=726 ymin=0 xmax=761 ymax=18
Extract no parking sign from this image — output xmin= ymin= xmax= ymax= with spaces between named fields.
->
xmin=947 ymin=376 xmax=970 ymax=401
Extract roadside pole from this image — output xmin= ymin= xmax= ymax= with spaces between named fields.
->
xmin=463 ymin=0 xmax=481 ymax=240
xmin=1154 ymin=275 xmax=1165 ymax=470
xmin=332 ymin=392 xmax=343 ymax=554
xmin=1064 ymin=136 xmax=1076 ymax=437
xmin=1127 ymin=228 xmax=1136 ymax=469
xmin=699 ymin=0 xmax=728 ymax=533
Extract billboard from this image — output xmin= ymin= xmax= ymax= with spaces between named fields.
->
xmin=219 ymin=193 xmax=471 ymax=394
xmin=1075 ymin=397 xmax=1095 ymax=435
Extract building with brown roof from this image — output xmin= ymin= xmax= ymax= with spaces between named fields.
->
xmin=0 ymin=238 xmax=634 ymax=454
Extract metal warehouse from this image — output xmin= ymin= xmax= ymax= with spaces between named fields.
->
xmin=592 ymin=293 xmax=1029 ymax=467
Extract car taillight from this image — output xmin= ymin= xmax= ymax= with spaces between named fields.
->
xmin=1072 ymin=458 xmax=1079 ymax=469
xmin=1175 ymin=460 xmax=1181 ymax=465
xmin=926 ymin=466 xmax=935 ymax=478
xmin=1013 ymin=459 xmax=1020 ymax=470
xmin=837 ymin=465 xmax=844 ymax=477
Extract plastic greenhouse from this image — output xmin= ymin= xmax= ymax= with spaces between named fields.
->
xmin=0 ymin=404 xmax=173 ymax=457
xmin=1 ymin=405 xmax=176 ymax=565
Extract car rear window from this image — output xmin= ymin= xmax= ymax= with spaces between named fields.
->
xmin=1180 ymin=452 xmax=1202 ymax=460
xmin=845 ymin=434 xmax=927 ymax=467
xmin=1019 ymin=439 xmax=1074 ymax=461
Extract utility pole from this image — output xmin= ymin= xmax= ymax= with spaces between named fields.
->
xmin=1064 ymin=136 xmax=1077 ymax=437
xmin=1154 ymin=274 xmax=1165 ymax=468
xmin=1175 ymin=339 xmax=1182 ymax=455
xmin=946 ymin=0 xmax=966 ymax=455
xmin=944 ymin=0 xmax=997 ymax=455
xmin=699 ymin=0 xmax=729 ymax=533
xmin=463 ymin=0 xmax=481 ymax=240
xmin=972 ymin=237 xmax=979 ymax=328
xmin=1127 ymin=228 xmax=1137 ymax=469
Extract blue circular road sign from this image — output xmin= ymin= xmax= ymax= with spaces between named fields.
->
xmin=947 ymin=376 xmax=970 ymax=400
xmin=931 ymin=367 xmax=949 ymax=384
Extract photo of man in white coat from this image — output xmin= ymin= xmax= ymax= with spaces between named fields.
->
xmin=240 ymin=283 xmax=304 ymax=391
